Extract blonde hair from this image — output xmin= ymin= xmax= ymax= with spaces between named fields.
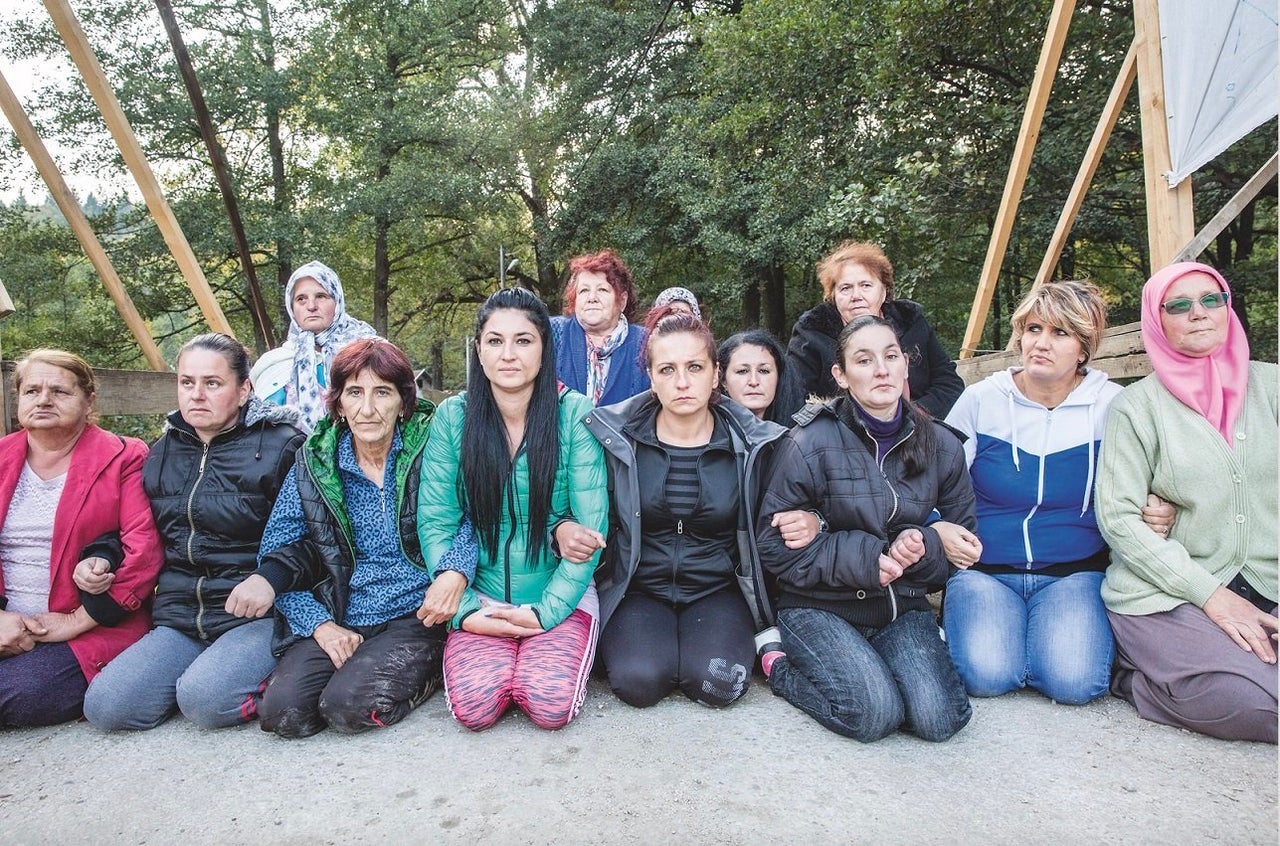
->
xmin=14 ymin=348 xmax=98 ymax=424
xmin=1010 ymin=280 xmax=1108 ymax=374
xmin=817 ymin=240 xmax=894 ymax=303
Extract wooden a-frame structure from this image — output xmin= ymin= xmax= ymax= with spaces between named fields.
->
xmin=959 ymin=0 xmax=1277 ymax=359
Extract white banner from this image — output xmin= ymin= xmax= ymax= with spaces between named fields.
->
xmin=1159 ymin=0 xmax=1278 ymax=187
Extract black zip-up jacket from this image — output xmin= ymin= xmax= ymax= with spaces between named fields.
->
xmin=586 ymin=393 xmax=787 ymax=630
xmin=145 ymin=397 xmax=305 ymax=642
xmin=778 ymin=299 xmax=964 ymax=421
xmin=756 ymin=396 xmax=976 ymax=629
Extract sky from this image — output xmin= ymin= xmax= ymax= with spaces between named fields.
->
xmin=0 ymin=0 xmax=134 ymax=204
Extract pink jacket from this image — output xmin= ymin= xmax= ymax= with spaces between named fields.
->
xmin=0 ymin=424 xmax=163 ymax=681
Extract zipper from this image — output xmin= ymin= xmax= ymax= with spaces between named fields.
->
xmin=877 ymin=428 xmax=913 ymax=527
xmin=501 ymin=442 xmax=527 ymax=604
xmin=195 ymin=575 xmax=207 ymax=641
xmin=875 ymin=424 xmax=912 ymax=623
xmin=185 ymin=443 xmax=210 ymax=574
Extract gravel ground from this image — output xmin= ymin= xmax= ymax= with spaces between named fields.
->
xmin=2 ymin=677 xmax=1275 ymax=845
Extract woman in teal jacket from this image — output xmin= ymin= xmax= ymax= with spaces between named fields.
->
xmin=419 ymin=287 xmax=609 ymax=731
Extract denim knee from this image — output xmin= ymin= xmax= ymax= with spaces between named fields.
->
xmin=83 ymin=684 xmax=170 ymax=732
xmin=908 ymin=696 xmax=972 ymax=742
xmin=82 ymin=674 xmax=173 ymax=731
xmin=1035 ymin=666 xmax=1110 ymax=706
xmin=839 ymin=694 xmax=905 ymax=743
xmin=175 ymin=675 xmax=251 ymax=730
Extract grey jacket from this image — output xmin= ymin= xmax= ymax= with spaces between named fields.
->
xmin=584 ymin=393 xmax=787 ymax=630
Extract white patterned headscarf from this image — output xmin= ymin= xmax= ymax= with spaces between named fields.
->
xmin=283 ymin=260 xmax=378 ymax=431
xmin=653 ymin=286 xmax=702 ymax=321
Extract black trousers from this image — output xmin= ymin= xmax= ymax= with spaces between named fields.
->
xmin=260 ymin=615 xmax=445 ymax=739
xmin=599 ymin=587 xmax=755 ymax=708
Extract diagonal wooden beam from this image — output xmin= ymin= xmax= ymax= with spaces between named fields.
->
xmin=1174 ymin=152 xmax=1278 ymax=263
xmin=0 ymin=68 xmax=169 ymax=372
xmin=960 ymin=0 xmax=1077 ymax=357
xmin=1034 ymin=41 xmax=1138 ymax=290
xmin=42 ymin=0 xmax=233 ymax=336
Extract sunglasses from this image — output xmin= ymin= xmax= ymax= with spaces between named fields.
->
xmin=1160 ymin=291 xmax=1230 ymax=315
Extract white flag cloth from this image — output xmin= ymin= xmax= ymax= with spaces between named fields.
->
xmin=1159 ymin=0 xmax=1278 ymax=187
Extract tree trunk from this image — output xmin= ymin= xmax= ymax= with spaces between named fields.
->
xmin=259 ymin=0 xmax=291 ymax=335
xmin=762 ymin=262 xmax=786 ymax=337
xmin=742 ymin=277 xmax=760 ymax=327
xmin=374 ymin=203 xmax=390 ymax=336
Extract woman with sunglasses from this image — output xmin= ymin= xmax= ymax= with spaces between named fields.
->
xmin=1097 ymin=262 xmax=1277 ymax=742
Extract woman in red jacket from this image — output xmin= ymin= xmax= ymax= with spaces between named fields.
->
xmin=0 ymin=349 xmax=162 ymax=727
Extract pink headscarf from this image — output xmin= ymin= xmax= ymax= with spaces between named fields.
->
xmin=1141 ymin=262 xmax=1250 ymax=446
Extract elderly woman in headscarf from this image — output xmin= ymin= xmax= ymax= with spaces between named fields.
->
xmin=1097 ymin=262 xmax=1277 ymax=743
xmin=269 ymin=260 xmax=378 ymax=431
xmin=650 ymin=287 xmax=703 ymax=321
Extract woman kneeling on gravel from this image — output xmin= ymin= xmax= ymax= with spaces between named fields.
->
xmin=251 ymin=339 xmax=477 ymax=738
xmin=756 ymin=315 xmax=976 ymax=742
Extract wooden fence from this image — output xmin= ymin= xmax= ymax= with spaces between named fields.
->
xmin=0 ymin=323 xmax=1152 ymax=434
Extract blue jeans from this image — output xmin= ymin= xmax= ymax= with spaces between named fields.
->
xmin=943 ymin=569 xmax=1113 ymax=705
xmin=83 ymin=619 xmax=277 ymax=730
xmin=770 ymin=608 xmax=971 ymax=742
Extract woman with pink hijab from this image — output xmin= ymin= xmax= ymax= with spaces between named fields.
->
xmin=1096 ymin=262 xmax=1277 ymax=742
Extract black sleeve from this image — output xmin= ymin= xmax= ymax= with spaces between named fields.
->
xmin=78 ymin=531 xmax=128 ymax=627
xmin=80 ymin=532 xmax=124 ymax=571
xmin=255 ymin=538 xmax=324 ymax=595
xmin=912 ymin=325 xmax=964 ymax=419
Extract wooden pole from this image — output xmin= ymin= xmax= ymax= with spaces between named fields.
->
xmin=960 ymin=0 xmax=1077 ymax=357
xmin=153 ymin=0 xmax=275 ymax=349
xmin=0 ymin=277 xmax=13 ymax=319
xmin=0 ymin=280 xmax=10 ymax=434
xmin=1173 ymin=152 xmax=1277 ymax=263
xmin=1033 ymin=42 xmax=1137 ymax=290
xmin=42 ymin=0 xmax=233 ymax=336
xmin=0 ymin=69 xmax=169 ymax=372
xmin=1133 ymin=0 xmax=1194 ymax=272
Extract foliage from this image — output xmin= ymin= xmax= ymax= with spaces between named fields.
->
xmin=0 ymin=0 xmax=1273 ymax=383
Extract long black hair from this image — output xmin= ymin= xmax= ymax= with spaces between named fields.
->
xmin=835 ymin=315 xmax=936 ymax=477
xmin=461 ymin=287 xmax=560 ymax=563
xmin=717 ymin=329 xmax=787 ymax=422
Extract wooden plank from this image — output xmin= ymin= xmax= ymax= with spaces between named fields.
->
xmin=1174 ymin=152 xmax=1279 ymax=263
xmin=0 ymin=69 xmax=170 ymax=372
xmin=92 ymin=368 xmax=178 ymax=416
xmin=2 ymin=364 xmax=176 ymax=433
xmin=42 ymin=0 xmax=234 ymax=337
xmin=0 ymin=276 xmax=13 ymax=318
xmin=1033 ymin=42 xmax=1137 ymax=291
xmin=956 ymin=321 xmax=1148 ymax=385
xmin=1133 ymin=0 xmax=1194 ymax=271
xmin=960 ymin=0 xmax=1078 ymax=357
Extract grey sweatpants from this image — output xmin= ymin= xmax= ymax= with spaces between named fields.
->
xmin=1108 ymin=603 xmax=1278 ymax=743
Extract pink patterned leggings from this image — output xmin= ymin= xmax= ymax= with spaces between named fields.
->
xmin=444 ymin=588 xmax=598 ymax=731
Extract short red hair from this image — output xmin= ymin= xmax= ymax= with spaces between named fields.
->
xmin=562 ymin=249 xmax=637 ymax=321
xmin=326 ymin=339 xmax=418 ymax=423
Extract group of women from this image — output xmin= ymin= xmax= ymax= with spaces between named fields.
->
xmin=0 ymin=247 xmax=1273 ymax=745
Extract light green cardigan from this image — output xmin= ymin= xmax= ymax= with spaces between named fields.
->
xmin=1097 ymin=361 xmax=1277 ymax=616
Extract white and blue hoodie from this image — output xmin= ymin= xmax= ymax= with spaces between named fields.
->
xmin=944 ymin=367 xmax=1121 ymax=570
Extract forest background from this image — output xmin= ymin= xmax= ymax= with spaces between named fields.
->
xmin=0 ymin=0 xmax=1275 ymax=391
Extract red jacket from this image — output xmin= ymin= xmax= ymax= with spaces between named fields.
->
xmin=0 ymin=424 xmax=163 ymax=681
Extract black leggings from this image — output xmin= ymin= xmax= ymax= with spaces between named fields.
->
xmin=260 ymin=615 xmax=445 ymax=739
xmin=599 ymin=587 xmax=755 ymax=708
